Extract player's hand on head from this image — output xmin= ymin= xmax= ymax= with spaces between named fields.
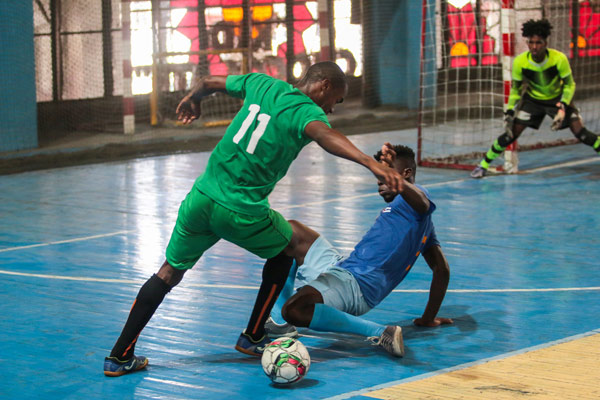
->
xmin=413 ymin=317 xmax=453 ymax=327
xmin=379 ymin=142 xmax=396 ymax=167
xmin=176 ymin=97 xmax=201 ymax=124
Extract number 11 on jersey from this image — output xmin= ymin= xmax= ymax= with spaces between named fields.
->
xmin=232 ymin=104 xmax=271 ymax=154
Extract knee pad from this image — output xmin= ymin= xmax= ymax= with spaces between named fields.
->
xmin=574 ymin=128 xmax=598 ymax=146
xmin=497 ymin=132 xmax=517 ymax=148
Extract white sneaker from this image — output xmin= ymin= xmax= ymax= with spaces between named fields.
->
xmin=264 ymin=317 xmax=298 ymax=338
xmin=367 ymin=326 xmax=404 ymax=357
xmin=470 ymin=165 xmax=488 ymax=179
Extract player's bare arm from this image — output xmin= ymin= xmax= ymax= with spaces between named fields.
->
xmin=397 ymin=179 xmax=430 ymax=215
xmin=304 ymin=121 xmax=403 ymax=193
xmin=414 ymin=245 xmax=452 ymax=327
xmin=176 ymin=76 xmax=228 ymax=124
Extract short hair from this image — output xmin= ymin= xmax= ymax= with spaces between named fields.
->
xmin=297 ymin=61 xmax=347 ymax=90
xmin=374 ymin=144 xmax=416 ymax=171
xmin=522 ymin=19 xmax=553 ymax=39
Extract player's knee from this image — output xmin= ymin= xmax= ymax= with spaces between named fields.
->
xmin=281 ymin=300 xmax=304 ymax=327
xmin=157 ymin=261 xmax=185 ymax=288
xmin=282 ymin=291 xmax=316 ymax=327
xmin=286 ymin=220 xmax=319 ymax=260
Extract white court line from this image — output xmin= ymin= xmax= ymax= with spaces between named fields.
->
xmin=0 ymin=230 xmax=134 ymax=253
xmin=1 ymin=269 xmax=599 ymax=294
xmin=521 ymin=156 xmax=600 ymax=174
xmin=393 ymin=287 xmax=600 ymax=293
xmin=0 ymin=269 xmax=256 ymax=288
xmin=323 ymin=328 xmax=600 ymax=400
xmin=144 ymin=377 xmax=207 ymax=390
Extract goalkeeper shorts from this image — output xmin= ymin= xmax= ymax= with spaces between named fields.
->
xmin=515 ymin=96 xmax=580 ymax=130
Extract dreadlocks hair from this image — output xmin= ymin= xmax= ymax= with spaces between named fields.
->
xmin=374 ymin=144 xmax=417 ymax=171
xmin=296 ymin=61 xmax=347 ymax=90
xmin=522 ymin=18 xmax=553 ymax=39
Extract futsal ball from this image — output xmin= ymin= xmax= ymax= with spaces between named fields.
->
xmin=261 ymin=337 xmax=311 ymax=385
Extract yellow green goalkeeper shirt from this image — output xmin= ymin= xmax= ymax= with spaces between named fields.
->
xmin=508 ymin=48 xmax=575 ymax=110
xmin=195 ymin=73 xmax=331 ymax=216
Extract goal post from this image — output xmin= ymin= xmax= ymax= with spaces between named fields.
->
xmin=417 ymin=0 xmax=600 ymax=172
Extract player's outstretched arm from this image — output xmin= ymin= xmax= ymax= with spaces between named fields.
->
xmin=414 ymin=245 xmax=453 ymax=327
xmin=176 ymin=76 xmax=228 ymax=124
xmin=304 ymin=121 xmax=404 ymax=193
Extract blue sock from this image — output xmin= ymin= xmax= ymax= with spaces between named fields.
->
xmin=270 ymin=260 xmax=298 ymax=324
xmin=308 ymin=303 xmax=385 ymax=338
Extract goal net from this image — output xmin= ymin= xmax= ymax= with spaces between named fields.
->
xmin=417 ymin=0 xmax=600 ymax=171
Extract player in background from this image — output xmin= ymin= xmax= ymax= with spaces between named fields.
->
xmin=266 ymin=144 xmax=452 ymax=357
xmin=103 ymin=62 xmax=405 ymax=376
xmin=471 ymin=19 xmax=600 ymax=178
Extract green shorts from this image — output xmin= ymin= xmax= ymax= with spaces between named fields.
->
xmin=166 ymin=188 xmax=292 ymax=270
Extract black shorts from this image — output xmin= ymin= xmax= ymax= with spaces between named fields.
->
xmin=514 ymin=96 xmax=581 ymax=130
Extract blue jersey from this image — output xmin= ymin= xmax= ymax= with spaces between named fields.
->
xmin=339 ymin=185 xmax=439 ymax=308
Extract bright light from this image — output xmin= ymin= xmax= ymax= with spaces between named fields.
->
xmin=127 ymin=0 xmax=364 ymax=95
xmin=293 ymin=62 xmax=304 ymax=78
xmin=448 ymin=0 xmax=472 ymax=8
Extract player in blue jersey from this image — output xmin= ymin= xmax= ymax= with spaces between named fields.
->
xmin=266 ymin=144 xmax=452 ymax=357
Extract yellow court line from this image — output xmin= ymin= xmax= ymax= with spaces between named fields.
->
xmin=364 ymin=333 xmax=600 ymax=400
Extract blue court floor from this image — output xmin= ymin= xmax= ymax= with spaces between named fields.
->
xmin=0 ymin=129 xmax=598 ymax=399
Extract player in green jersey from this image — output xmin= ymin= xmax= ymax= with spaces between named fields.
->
xmin=471 ymin=19 xmax=600 ymax=178
xmin=104 ymin=61 xmax=405 ymax=376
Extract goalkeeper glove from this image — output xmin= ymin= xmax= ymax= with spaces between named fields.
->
xmin=551 ymin=102 xmax=567 ymax=131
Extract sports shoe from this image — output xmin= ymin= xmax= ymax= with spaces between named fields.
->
xmin=103 ymin=355 xmax=148 ymax=377
xmin=470 ymin=165 xmax=488 ymax=179
xmin=265 ymin=317 xmax=298 ymax=338
xmin=368 ymin=326 xmax=404 ymax=357
xmin=234 ymin=330 xmax=271 ymax=357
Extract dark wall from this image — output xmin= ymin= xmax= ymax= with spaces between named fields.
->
xmin=362 ymin=0 xmax=434 ymax=109
xmin=0 ymin=1 xmax=38 ymax=152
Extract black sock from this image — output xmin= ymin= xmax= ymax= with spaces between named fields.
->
xmin=245 ymin=252 xmax=294 ymax=341
xmin=109 ymin=274 xmax=171 ymax=359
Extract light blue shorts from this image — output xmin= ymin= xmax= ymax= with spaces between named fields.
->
xmin=296 ymin=235 xmax=343 ymax=286
xmin=302 ymin=236 xmax=371 ymax=316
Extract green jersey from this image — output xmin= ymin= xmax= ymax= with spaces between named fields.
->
xmin=508 ymin=48 xmax=575 ymax=110
xmin=195 ymin=73 xmax=330 ymax=216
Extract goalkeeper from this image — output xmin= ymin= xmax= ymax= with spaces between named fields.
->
xmin=471 ymin=18 xmax=600 ymax=178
